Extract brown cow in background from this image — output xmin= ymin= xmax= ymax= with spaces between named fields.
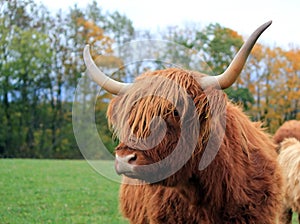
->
xmin=274 ymin=120 xmax=300 ymax=145
xmin=275 ymin=120 xmax=300 ymax=224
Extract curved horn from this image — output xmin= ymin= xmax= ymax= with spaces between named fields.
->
xmin=201 ymin=21 xmax=272 ymax=89
xmin=83 ymin=45 xmax=131 ymax=95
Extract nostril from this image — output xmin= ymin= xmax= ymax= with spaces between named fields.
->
xmin=116 ymin=153 xmax=137 ymax=164
xmin=128 ymin=154 xmax=137 ymax=164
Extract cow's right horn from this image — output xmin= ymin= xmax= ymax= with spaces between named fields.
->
xmin=83 ymin=45 xmax=131 ymax=95
xmin=216 ymin=20 xmax=272 ymax=89
xmin=200 ymin=21 xmax=272 ymax=90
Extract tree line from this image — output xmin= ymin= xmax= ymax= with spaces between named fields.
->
xmin=0 ymin=0 xmax=299 ymax=159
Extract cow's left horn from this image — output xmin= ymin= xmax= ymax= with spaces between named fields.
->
xmin=83 ymin=45 xmax=131 ymax=95
xmin=201 ymin=21 xmax=272 ymax=89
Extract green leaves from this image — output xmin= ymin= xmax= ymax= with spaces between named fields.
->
xmin=0 ymin=0 xmax=134 ymax=158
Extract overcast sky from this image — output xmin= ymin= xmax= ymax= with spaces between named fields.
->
xmin=38 ymin=0 xmax=300 ymax=49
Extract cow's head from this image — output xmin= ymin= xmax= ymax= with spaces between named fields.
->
xmin=83 ymin=21 xmax=272 ymax=185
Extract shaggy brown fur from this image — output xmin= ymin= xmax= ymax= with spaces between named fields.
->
xmin=108 ymin=68 xmax=283 ymax=224
xmin=274 ymin=120 xmax=300 ymax=144
xmin=278 ymin=138 xmax=300 ymax=224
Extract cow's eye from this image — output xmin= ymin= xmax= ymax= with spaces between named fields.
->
xmin=173 ymin=109 xmax=179 ymax=117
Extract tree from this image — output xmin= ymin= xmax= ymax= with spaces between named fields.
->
xmin=0 ymin=0 xmax=52 ymax=157
xmin=2 ymin=0 xmax=299 ymax=158
xmin=195 ymin=23 xmax=243 ymax=75
xmin=244 ymin=43 xmax=300 ymax=133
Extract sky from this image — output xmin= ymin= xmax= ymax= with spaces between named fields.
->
xmin=38 ymin=0 xmax=300 ymax=49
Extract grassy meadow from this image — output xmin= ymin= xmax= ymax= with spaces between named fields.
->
xmin=0 ymin=159 xmax=128 ymax=224
xmin=0 ymin=159 xmax=298 ymax=223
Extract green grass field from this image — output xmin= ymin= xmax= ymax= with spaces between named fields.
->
xmin=0 ymin=159 xmax=299 ymax=224
xmin=0 ymin=159 xmax=128 ymax=224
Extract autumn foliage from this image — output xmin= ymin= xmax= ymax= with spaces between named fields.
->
xmin=244 ymin=45 xmax=300 ymax=133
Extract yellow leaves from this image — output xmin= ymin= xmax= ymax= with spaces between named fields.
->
xmin=244 ymin=43 xmax=300 ymax=133
xmin=77 ymin=17 xmax=113 ymax=54
xmin=251 ymin=44 xmax=263 ymax=60
xmin=248 ymin=83 xmax=255 ymax=93
xmin=266 ymin=47 xmax=276 ymax=58
xmin=285 ymin=49 xmax=300 ymax=71
xmin=227 ymin=28 xmax=242 ymax=40
xmin=94 ymin=55 xmax=123 ymax=69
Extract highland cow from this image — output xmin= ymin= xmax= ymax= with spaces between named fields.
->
xmin=274 ymin=120 xmax=300 ymax=224
xmin=83 ymin=21 xmax=283 ymax=223
xmin=274 ymin=120 xmax=300 ymax=145
xmin=278 ymin=138 xmax=300 ymax=224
